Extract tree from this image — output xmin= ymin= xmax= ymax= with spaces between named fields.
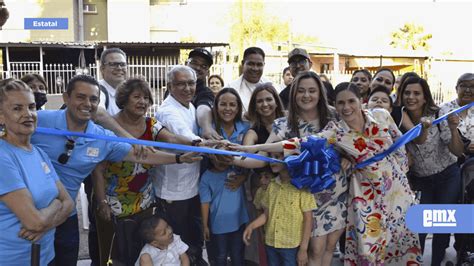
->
xmin=229 ymin=0 xmax=289 ymax=60
xmin=390 ymin=22 xmax=432 ymax=51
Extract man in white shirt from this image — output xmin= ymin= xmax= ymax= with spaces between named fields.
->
xmin=98 ymin=47 xmax=127 ymax=115
xmin=152 ymin=65 xmax=205 ymax=264
xmin=87 ymin=47 xmax=128 ymax=265
xmin=227 ymin=47 xmax=270 ymax=111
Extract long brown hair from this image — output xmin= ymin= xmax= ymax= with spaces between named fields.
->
xmin=287 ymin=71 xmax=332 ymax=137
xmin=212 ymin=87 xmax=244 ymax=134
xmin=247 ymin=82 xmax=284 ymax=129
xmin=399 ymin=76 xmax=439 ymax=117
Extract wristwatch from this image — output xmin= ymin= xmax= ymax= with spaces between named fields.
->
xmin=175 ymin=154 xmax=183 ymax=164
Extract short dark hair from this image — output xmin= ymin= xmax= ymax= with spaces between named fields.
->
xmin=0 ymin=78 xmax=31 ymax=107
xmin=208 ymin=74 xmax=224 ymax=87
xmin=334 ymin=82 xmax=361 ymax=99
xmin=351 ymin=69 xmax=373 ymax=82
xmin=282 ymin=66 xmax=291 ymax=76
xmin=213 ymin=87 xmax=244 ymax=134
xmin=66 ymin=75 xmax=100 ymax=96
xmin=115 ymin=77 xmax=153 ymax=109
xmin=20 ymin=74 xmax=48 ymax=91
xmin=399 ymin=76 xmax=439 ymax=116
xmin=139 ymin=215 xmax=168 ymax=244
xmin=100 ymin=47 xmax=126 ymax=65
xmin=373 ymin=68 xmax=395 ymax=88
xmin=369 ymin=85 xmax=393 ymax=108
xmin=243 ymin=47 xmax=265 ymax=62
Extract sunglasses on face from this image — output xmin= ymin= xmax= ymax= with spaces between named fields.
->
xmin=58 ymin=139 xmax=75 ymax=164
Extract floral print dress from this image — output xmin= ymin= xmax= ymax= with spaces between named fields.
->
xmin=273 ymin=116 xmax=348 ymax=237
xmin=281 ymin=109 xmax=422 ymax=265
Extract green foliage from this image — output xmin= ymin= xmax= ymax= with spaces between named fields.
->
xmin=229 ymin=0 xmax=290 ymax=58
xmin=390 ymin=22 xmax=432 ymax=51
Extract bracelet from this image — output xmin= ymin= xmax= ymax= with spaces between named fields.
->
xmin=175 ymin=154 xmax=182 ymax=164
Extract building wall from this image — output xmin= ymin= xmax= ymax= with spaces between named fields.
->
xmin=0 ymin=0 xmax=75 ymax=42
xmin=107 ymin=0 xmax=149 ymax=41
xmin=83 ymin=0 xmax=108 ymax=41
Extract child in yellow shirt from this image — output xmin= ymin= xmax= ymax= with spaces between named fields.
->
xmin=243 ymin=152 xmax=316 ymax=266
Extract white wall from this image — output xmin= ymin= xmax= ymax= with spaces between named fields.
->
xmin=107 ymin=0 xmax=150 ymax=41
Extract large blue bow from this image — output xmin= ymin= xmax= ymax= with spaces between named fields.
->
xmin=284 ymin=136 xmax=340 ymax=193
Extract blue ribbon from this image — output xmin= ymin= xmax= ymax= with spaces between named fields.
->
xmin=34 ymin=127 xmax=282 ymax=164
xmin=284 ymin=136 xmax=340 ymax=193
xmin=355 ymin=101 xmax=474 ymax=169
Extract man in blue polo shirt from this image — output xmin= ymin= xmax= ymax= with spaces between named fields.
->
xmin=31 ymin=75 xmax=202 ymax=265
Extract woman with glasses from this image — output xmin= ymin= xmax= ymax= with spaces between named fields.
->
xmin=399 ymin=76 xmax=465 ymax=265
xmin=0 ymin=79 xmax=74 ymax=266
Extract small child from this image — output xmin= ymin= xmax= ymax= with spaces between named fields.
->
xmin=243 ymin=152 xmax=316 ymax=266
xmin=253 ymin=167 xmax=273 ymax=212
xmin=199 ymin=152 xmax=249 ymax=266
xmin=135 ymin=215 xmax=189 ymax=266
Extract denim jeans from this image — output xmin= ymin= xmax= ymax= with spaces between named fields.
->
xmin=54 ymin=215 xmax=80 ymax=266
xmin=211 ymin=225 xmax=245 ymax=266
xmin=417 ymin=163 xmax=461 ymax=266
xmin=265 ymin=245 xmax=298 ymax=266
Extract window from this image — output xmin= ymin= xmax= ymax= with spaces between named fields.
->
xmin=83 ymin=4 xmax=97 ymax=14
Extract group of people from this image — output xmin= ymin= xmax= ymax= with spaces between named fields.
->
xmin=0 ymin=45 xmax=472 ymax=266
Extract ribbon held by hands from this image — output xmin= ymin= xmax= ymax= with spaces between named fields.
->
xmin=285 ymin=136 xmax=340 ymax=193
xmin=356 ymin=101 xmax=474 ymax=169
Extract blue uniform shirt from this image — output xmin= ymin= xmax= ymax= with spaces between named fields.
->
xmin=0 ymin=140 xmax=59 ymax=266
xmin=31 ymin=110 xmax=131 ymax=214
xmin=199 ymin=168 xmax=249 ymax=234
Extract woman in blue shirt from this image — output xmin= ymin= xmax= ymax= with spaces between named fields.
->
xmin=200 ymin=87 xmax=250 ymax=266
xmin=0 ymin=79 xmax=73 ymax=266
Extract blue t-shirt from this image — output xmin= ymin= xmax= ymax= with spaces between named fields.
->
xmin=0 ymin=139 xmax=59 ymax=266
xmin=31 ymin=110 xmax=132 ymax=214
xmin=199 ymin=168 xmax=249 ymax=234
xmin=217 ymin=120 xmax=250 ymax=145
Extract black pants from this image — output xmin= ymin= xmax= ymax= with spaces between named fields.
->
xmin=84 ymin=175 xmax=100 ymax=266
xmin=156 ymin=195 xmax=204 ymax=262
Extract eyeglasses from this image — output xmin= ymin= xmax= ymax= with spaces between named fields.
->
xmin=104 ymin=62 xmax=127 ymax=69
xmin=459 ymin=84 xmax=473 ymax=91
xmin=58 ymin=139 xmax=75 ymax=164
xmin=289 ymin=59 xmax=308 ymax=67
xmin=173 ymin=80 xmax=197 ymax=89
xmin=188 ymin=60 xmax=209 ymax=70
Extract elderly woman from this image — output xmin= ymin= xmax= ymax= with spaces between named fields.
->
xmin=439 ymin=73 xmax=474 ymax=158
xmin=0 ymin=79 xmax=74 ymax=265
xmin=21 ymin=73 xmax=49 ymax=110
xmin=93 ymin=77 xmax=213 ymax=265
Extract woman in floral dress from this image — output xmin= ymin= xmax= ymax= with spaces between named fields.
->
xmin=248 ymin=71 xmax=348 ymax=266
xmin=234 ymin=82 xmax=422 ymax=265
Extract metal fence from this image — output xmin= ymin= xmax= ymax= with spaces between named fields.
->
xmin=1 ymin=62 xmax=458 ymax=109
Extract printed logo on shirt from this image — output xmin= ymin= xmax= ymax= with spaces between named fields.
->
xmin=41 ymin=161 xmax=51 ymax=174
xmin=86 ymin=147 xmax=100 ymax=157
xmin=406 ymin=204 xmax=474 ymax=233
